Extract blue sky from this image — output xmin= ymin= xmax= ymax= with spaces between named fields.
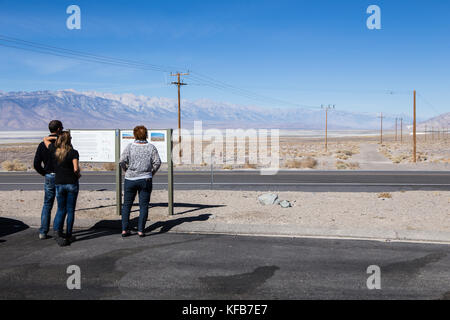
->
xmin=0 ymin=0 xmax=449 ymax=119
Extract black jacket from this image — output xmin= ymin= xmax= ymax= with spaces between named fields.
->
xmin=33 ymin=135 xmax=57 ymax=176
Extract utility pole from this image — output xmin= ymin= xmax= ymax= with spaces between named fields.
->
xmin=171 ymin=72 xmax=189 ymax=160
xmin=400 ymin=118 xmax=403 ymax=144
xmin=322 ymin=104 xmax=335 ymax=152
xmin=413 ymin=90 xmax=417 ymax=163
xmin=378 ymin=113 xmax=384 ymax=144
xmin=425 ymin=125 xmax=427 ymax=142
xmin=395 ymin=117 xmax=398 ymax=142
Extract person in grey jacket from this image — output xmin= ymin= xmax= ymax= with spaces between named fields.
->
xmin=119 ymin=125 xmax=161 ymax=237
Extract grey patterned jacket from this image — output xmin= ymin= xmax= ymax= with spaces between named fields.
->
xmin=119 ymin=142 xmax=161 ymax=180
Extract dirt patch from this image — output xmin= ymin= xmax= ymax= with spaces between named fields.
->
xmin=1 ymin=190 xmax=449 ymax=234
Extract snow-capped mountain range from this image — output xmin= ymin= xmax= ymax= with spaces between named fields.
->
xmin=0 ymin=89 xmax=421 ymax=130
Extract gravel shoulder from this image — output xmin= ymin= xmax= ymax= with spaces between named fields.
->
xmin=1 ymin=189 xmax=449 ymax=243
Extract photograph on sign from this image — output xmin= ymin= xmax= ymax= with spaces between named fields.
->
xmin=70 ymin=130 xmax=116 ymax=163
xmin=120 ymin=130 xmax=167 ymax=163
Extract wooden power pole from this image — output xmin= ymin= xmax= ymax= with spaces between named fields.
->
xmin=425 ymin=125 xmax=427 ymax=142
xmin=378 ymin=113 xmax=384 ymax=144
xmin=171 ymin=72 xmax=189 ymax=159
xmin=322 ymin=104 xmax=335 ymax=152
xmin=395 ymin=117 xmax=398 ymax=142
xmin=400 ymin=118 xmax=403 ymax=144
xmin=413 ymin=90 xmax=417 ymax=163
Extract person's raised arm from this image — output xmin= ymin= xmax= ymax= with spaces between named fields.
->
xmin=43 ymin=136 xmax=57 ymax=149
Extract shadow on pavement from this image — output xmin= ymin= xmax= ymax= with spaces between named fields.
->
xmin=132 ymin=202 xmax=225 ymax=215
xmin=73 ymin=213 xmax=212 ymax=242
xmin=76 ymin=204 xmax=116 ymax=212
xmin=78 ymin=202 xmax=225 ymax=216
xmin=0 ymin=217 xmax=29 ymax=240
xmin=145 ymin=213 xmax=212 ymax=234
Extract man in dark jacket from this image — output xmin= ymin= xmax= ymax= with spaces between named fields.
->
xmin=34 ymin=120 xmax=63 ymax=239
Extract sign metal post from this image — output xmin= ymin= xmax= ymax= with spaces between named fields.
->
xmin=115 ymin=129 xmax=122 ymax=216
xmin=167 ymin=129 xmax=174 ymax=216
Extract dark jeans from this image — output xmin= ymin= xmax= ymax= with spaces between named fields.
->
xmin=54 ymin=183 xmax=79 ymax=236
xmin=39 ymin=174 xmax=56 ymax=235
xmin=121 ymin=178 xmax=153 ymax=233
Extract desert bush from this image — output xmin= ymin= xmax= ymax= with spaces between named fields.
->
xmin=2 ymin=159 xmax=27 ymax=171
xmin=243 ymin=163 xmax=258 ymax=169
xmin=335 ymin=161 xmax=348 ymax=170
xmin=285 ymin=157 xmax=318 ymax=169
xmin=103 ymin=163 xmax=116 ymax=171
xmin=378 ymin=192 xmax=392 ymax=199
xmin=348 ymin=162 xmax=360 ymax=169
xmin=223 ymin=165 xmax=233 ymax=170
xmin=336 ymin=154 xmax=349 ymax=160
xmin=337 ymin=150 xmax=354 ymax=156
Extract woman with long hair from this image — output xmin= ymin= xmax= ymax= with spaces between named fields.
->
xmin=44 ymin=131 xmax=81 ymax=246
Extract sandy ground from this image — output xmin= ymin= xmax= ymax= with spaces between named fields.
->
xmin=1 ymin=135 xmax=449 ymax=172
xmin=1 ymin=190 xmax=449 ymax=234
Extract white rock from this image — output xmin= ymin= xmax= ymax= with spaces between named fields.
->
xmin=257 ymin=193 xmax=279 ymax=206
xmin=279 ymin=200 xmax=292 ymax=208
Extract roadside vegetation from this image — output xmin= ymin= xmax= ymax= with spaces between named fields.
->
xmin=2 ymin=159 xmax=28 ymax=171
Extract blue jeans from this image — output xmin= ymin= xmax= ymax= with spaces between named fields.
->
xmin=121 ymin=178 xmax=152 ymax=233
xmin=39 ymin=174 xmax=56 ymax=235
xmin=54 ymin=183 xmax=79 ymax=236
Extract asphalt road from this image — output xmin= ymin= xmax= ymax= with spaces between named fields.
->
xmin=0 ymin=218 xmax=449 ymax=300
xmin=0 ymin=171 xmax=450 ymax=192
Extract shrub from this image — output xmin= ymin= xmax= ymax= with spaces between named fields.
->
xmin=348 ymin=162 xmax=360 ymax=170
xmin=378 ymin=192 xmax=392 ymax=199
xmin=337 ymin=150 xmax=354 ymax=156
xmin=243 ymin=163 xmax=258 ymax=169
xmin=285 ymin=157 xmax=318 ymax=169
xmin=2 ymin=159 xmax=27 ymax=171
xmin=336 ymin=154 xmax=349 ymax=160
xmin=335 ymin=161 xmax=348 ymax=170
xmin=103 ymin=163 xmax=116 ymax=171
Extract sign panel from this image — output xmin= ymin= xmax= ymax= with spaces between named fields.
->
xmin=70 ymin=130 xmax=116 ymax=163
xmin=120 ymin=130 xmax=168 ymax=163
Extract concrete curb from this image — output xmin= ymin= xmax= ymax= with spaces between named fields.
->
xmin=3 ymin=215 xmax=450 ymax=244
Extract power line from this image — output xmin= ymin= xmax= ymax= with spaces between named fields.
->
xmin=0 ymin=34 xmax=179 ymax=72
xmin=0 ymin=34 xmax=419 ymax=117
xmin=0 ymin=34 xmax=323 ymax=110
xmin=416 ymin=92 xmax=443 ymax=117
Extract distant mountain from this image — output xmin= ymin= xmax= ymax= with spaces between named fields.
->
xmin=0 ymin=89 xmax=410 ymax=131
xmin=418 ymin=112 xmax=450 ymax=130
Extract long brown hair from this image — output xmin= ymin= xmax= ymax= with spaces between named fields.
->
xmin=55 ymin=131 xmax=73 ymax=163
